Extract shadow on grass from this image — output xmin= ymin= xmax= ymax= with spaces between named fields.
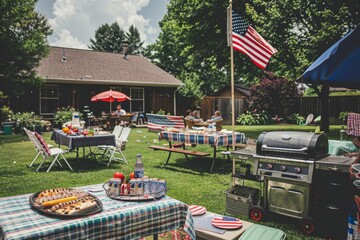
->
xmin=155 ymin=156 xmax=233 ymax=175
xmin=30 ymin=156 xmax=123 ymax=173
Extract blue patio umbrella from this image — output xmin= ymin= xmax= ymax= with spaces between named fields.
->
xmin=301 ymin=25 xmax=360 ymax=89
xmin=300 ymin=25 xmax=360 ymax=131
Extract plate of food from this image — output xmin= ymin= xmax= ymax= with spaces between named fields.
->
xmin=29 ymin=188 xmax=103 ymax=218
xmin=211 ymin=216 xmax=243 ymax=229
xmin=192 ymin=127 xmax=205 ymax=131
xmin=189 ymin=205 xmax=206 ymax=216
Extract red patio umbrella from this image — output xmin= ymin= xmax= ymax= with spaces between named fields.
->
xmin=91 ymin=90 xmax=131 ymax=112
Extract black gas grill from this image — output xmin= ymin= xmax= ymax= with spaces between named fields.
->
xmin=256 ymin=131 xmax=328 ymax=160
xmin=232 ymin=131 xmax=353 ymax=239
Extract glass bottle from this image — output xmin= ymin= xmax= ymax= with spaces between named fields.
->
xmin=134 ymin=154 xmax=144 ymax=178
xmin=340 ymin=125 xmax=346 ymax=141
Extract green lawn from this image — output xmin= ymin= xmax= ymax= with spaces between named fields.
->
xmin=0 ymin=125 xmax=347 ymax=240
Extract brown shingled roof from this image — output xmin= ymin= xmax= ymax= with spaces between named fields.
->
xmin=36 ymin=46 xmax=183 ymax=87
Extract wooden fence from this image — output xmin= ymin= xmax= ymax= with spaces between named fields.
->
xmin=201 ymin=95 xmax=360 ymax=125
xmin=293 ymin=95 xmax=360 ymax=125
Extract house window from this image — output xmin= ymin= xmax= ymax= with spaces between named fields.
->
xmin=40 ymin=85 xmax=59 ymax=115
xmin=130 ymin=88 xmax=144 ymax=112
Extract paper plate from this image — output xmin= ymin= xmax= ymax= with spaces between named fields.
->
xmin=211 ymin=217 xmax=242 ymax=229
xmin=189 ymin=205 xmax=206 ymax=216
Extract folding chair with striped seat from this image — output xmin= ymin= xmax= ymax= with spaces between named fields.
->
xmin=26 ymin=130 xmax=73 ymax=172
xmin=24 ymin=128 xmax=47 ymax=168
xmin=24 ymin=128 xmax=55 ymax=167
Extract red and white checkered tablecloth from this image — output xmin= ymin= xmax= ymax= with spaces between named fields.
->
xmin=347 ymin=113 xmax=360 ymax=137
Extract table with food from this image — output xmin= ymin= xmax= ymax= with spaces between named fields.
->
xmin=51 ymin=128 xmax=116 ymax=160
xmin=0 ymin=171 xmax=195 ymax=240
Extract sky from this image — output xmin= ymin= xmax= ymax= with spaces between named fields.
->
xmin=35 ymin=0 xmax=168 ymax=49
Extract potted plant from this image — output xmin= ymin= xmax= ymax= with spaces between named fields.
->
xmin=339 ymin=111 xmax=349 ymax=125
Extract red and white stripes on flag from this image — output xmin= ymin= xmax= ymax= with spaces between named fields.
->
xmin=232 ymin=10 xmax=277 ymax=70
xmin=147 ymin=114 xmax=185 ymax=132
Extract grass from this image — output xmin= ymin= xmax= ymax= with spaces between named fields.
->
xmin=0 ymin=125 xmax=348 ymax=240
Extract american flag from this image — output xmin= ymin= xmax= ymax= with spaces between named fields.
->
xmin=147 ymin=114 xmax=185 ymax=132
xmin=232 ymin=10 xmax=277 ymax=70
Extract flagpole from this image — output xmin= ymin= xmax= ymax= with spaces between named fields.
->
xmin=228 ymin=0 xmax=236 ymax=184
xmin=230 ymin=3 xmax=235 ymax=144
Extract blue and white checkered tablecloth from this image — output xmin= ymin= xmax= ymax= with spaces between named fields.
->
xmin=51 ymin=130 xmax=116 ymax=150
xmin=0 ymin=184 xmax=195 ymax=240
xmin=159 ymin=131 xmax=247 ymax=147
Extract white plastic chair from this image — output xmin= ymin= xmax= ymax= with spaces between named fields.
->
xmin=26 ymin=129 xmax=73 ymax=172
xmin=304 ymin=114 xmax=314 ymax=125
xmin=99 ymin=127 xmax=131 ymax=166
xmin=96 ymin=125 xmax=123 ymax=151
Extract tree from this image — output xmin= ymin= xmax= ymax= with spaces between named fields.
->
xmin=89 ymin=22 xmax=126 ymax=53
xmin=144 ymin=0 xmax=359 ymax=95
xmin=126 ymin=25 xmax=144 ymax=55
xmin=0 ymin=0 xmax=52 ymax=96
xmin=89 ymin=23 xmax=144 ymax=55
xmin=249 ymin=72 xmax=299 ymax=117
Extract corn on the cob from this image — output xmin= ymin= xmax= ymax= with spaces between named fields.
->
xmin=42 ymin=196 xmax=78 ymax=207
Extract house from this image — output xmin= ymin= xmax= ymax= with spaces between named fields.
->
xmin=201 ymin=84 xmax=250 ymax=125
xmin=3 ymin=46 xmax=183 ymax=119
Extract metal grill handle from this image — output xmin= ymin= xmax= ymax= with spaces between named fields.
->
xmin=262 ymin=145 xmax=308 ymax=152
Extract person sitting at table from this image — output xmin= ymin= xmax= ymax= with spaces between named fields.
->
xmin=192 ymin=110 xmax=200 ymax=119
xmin=185 ymin=109 xmax=202 ymax=123
xmin=112 ymin=104 xmax=126 ymax=117
xmin=344 ymin=137 xmax=360 ymax=158
xmin=207 ymin=111 xmax=223 ymax=131
xmin=347 ymin=137 xmax=360 ymax=180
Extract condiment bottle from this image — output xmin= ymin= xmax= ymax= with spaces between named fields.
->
xmin=134 ymin=154 xmax=144 ymax=178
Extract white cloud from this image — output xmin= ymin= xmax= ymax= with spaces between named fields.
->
xmin=51 ymin=29 xmax=88 ymax=49
xmin=47 ymin=0 xmax=156 ymax=49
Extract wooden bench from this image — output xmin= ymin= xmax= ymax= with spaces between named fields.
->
xmin=148 ymin=145 xmax=210 ymax=165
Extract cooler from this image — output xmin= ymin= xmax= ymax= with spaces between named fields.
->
xmin=2 ymin=122 xmax=13 ymax=135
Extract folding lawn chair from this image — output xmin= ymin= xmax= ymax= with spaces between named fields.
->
xmin=26 ymin=129 xmax=73 ymax=172
xmin=24 ymin=128 xmax=53 ymax=168
xmin=98 ymin=126 xmax=131 ymax=166
xmin=96 ymin=125 xmax=123 ymax=152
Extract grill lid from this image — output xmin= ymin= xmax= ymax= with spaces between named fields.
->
xmin=256 ymin=131 xmax=328 ymax=160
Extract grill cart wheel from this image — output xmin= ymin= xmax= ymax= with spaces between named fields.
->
xmin=249 ymin=205 xmax=265 ymax=222
xmin=299 ymin=217 xmax=316 ymax=235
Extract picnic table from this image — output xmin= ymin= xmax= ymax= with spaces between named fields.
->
xmin=152 ymin=130 xmax=247 ymax=172
xmin=0 ymin=184 xmax=195 ymax=240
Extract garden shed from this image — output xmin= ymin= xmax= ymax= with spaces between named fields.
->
xmin=201 ymin=84 xmax=250 ymax=125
